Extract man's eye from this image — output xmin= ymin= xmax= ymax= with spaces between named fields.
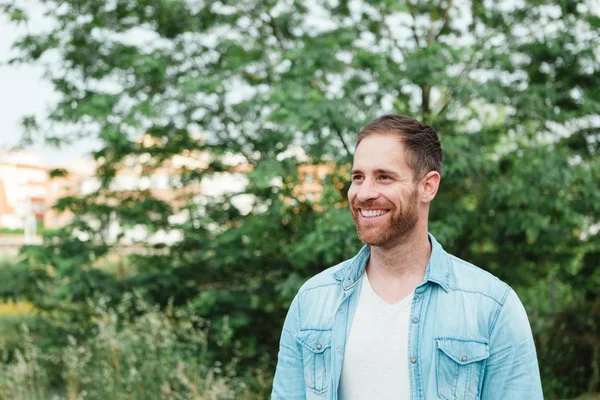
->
xmin=352 ymin=175 xmax=363 ymax=181
xmin=379 ymin=175 xmax=392 ymax=181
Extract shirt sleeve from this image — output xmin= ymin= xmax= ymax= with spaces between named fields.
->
xmin=271 ymin=295 xmax=306 ymax=399
xmin=480 ymin=288 xmax=544 ymax=399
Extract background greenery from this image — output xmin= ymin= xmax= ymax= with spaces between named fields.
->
xmin=1 ymin=0 xmax=599 ymax=398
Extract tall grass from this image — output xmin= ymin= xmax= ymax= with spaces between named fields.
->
xmin=0 ymin=294 xmax=265 ymax=400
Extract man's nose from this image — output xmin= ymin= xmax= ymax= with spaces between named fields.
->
xmin=356 ymin=179 xmax=380 ymax=203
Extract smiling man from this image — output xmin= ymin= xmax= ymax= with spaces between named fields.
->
xmin=271 ymin=114 xmax=543 ymax=400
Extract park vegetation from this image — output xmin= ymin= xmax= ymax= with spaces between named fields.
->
xmin=1 ymin=0 xmax=599 ymax=398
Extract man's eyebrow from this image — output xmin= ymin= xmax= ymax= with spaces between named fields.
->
xmin=350 ymin=168 xmax=399 ymax=177
xmin=374 ymin=169 xmax=399 ymax=176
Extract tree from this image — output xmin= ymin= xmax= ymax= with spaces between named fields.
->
xmin=2 ymin=0 xmax=599 ymax=397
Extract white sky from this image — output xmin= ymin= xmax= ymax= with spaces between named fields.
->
xmin=0 ymin=4 xmax=97 ymax=167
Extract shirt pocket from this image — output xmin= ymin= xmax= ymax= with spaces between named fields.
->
xmin=435 ymin=338 xmax=489 ymax=400
xmin=295 ymin=329 xmax=332 ymax=395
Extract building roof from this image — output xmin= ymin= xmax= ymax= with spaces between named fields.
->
xmin=0 ymin=162 xmax=48 ymax=171
xmin=0 ymin=179 xmax=14 ymax=214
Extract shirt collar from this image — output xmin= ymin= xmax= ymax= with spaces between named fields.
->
xmin=333 ymin=233 xmax=450 ymax=292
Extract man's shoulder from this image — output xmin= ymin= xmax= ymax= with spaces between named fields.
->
xmin=445 ymin=253 xmax=511 ymax=305
xmin=296 ymin=259 xmax=348 ymax=298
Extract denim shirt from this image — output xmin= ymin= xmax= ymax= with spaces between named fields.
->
xmin=271 ymin=234 xmax=543 ymax=400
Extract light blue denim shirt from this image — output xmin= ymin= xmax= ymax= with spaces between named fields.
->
xmin=271 ymin=233 xmax=543 ymax=400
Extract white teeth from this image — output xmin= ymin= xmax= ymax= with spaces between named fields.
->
xmin=360 ymin=209 xmax=389 ymax=218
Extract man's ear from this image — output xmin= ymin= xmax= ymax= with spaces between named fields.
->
xmin=420 ymin=171 xmax=441 ymax=203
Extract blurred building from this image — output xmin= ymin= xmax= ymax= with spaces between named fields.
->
xmin=43 ymin=158 xmax=95 ymax=229
xmin=42 ymin=134 xmax=253 ymax=245
xmin=0 ymin=150 xmax=48 ymax=230
xmin=0 ymin=139 xmax=336 ymax=244
xmin=295 ymin=164 xmax=331 ymax=202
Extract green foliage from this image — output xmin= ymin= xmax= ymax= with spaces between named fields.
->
xmin=0 ymin=296 xmax=266 ymax=399
xmin=2 ymin=0 xmax=599 ymax=398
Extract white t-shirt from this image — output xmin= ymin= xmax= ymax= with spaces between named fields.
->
xmin=338 ymin=272 xmax=414 ymax=400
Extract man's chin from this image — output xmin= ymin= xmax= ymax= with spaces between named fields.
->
xmin=356 ymin=222 xmax=418 ymax=247
xmin=357 ymin=228 xmax=387 ymax=246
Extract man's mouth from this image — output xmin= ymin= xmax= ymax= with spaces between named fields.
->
xmin=359 ymin=209 xmax=390 ymax=219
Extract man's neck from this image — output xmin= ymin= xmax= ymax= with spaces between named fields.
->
xmin=365 ymin=227 xmax=431 ymax=304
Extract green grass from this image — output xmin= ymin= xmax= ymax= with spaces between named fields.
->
xmin=0 ymin=313 xmax=36 ymax=352
xmin=0 ymin=296 xmax=268 ymax=400
xmin=0 ymin=225 xmax=62 ymax=237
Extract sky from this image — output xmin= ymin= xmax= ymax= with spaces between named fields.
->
xmin=0 ymin=4 xmax=97 ymax=167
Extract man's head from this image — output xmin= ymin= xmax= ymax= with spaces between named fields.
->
xmin=348 ymin=114 xmax=443 ymax=248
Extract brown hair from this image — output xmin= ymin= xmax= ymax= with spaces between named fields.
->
xmin=356 ymin=114 xmax=443 ymax=180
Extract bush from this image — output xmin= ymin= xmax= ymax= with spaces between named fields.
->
xmin=0 ymin=294 xmax=267 ymax=399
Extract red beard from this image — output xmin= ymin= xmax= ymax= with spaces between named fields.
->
xmin=350 ymin=189 xmax=419 ymax=248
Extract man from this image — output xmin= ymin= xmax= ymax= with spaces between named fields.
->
xmin=271 ymin=114 xmax=543 ymax=400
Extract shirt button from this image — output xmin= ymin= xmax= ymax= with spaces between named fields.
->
xmin=461 ymin=355 xmax=467 ymax=362
xmin=316 ymin=344 xmax=322 ymax=350
xmin=412 ymin=317 xmax=418 ymax=323
xmin=339 ymin=308 xmax=345 ymax=314
xmin=411 ymin=357 xmax=417 ymax=364
xmin=336 ymin=346 xmax=342 ymax=353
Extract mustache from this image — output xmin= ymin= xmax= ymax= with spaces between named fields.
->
xmin=351 ymin=200 xmax=392 ymax=209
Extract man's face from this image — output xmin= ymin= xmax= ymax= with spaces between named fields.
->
xmin=348 ymin=134 xmax=420 ymax=248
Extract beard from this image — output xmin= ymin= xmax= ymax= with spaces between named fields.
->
xmin=350 ymin=189 xmax=419 ymax=248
